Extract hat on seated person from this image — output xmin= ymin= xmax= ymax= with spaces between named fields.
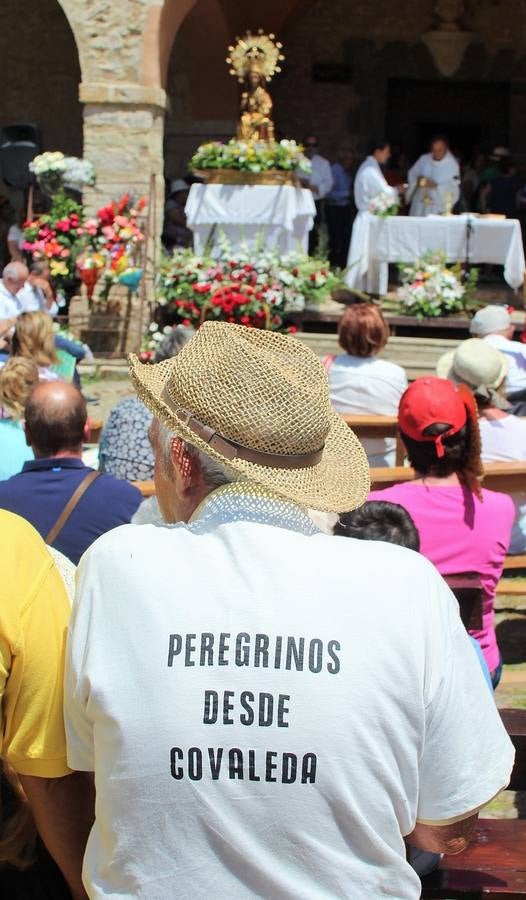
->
xmin=398 ymin=376 xmax=479 ymax=460
xmin=469 ymin=305 xmax=511 ymax=337
xmin=170 ymin=179 xmax=189 ymax=195
xmin=129 ymin=321 xmax=370 ymax=512
xmin=436 ymin=338 xmax=509 ymax=409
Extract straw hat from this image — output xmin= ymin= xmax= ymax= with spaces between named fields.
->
xmin=436 ymin=338 xmax=509 ymax=409
xmin=129 ymin=322 xmax=370 ymax=512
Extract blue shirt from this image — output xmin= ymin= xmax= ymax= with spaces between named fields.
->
xmin=326 ymin=162 xmax=353 ymax=206
xmin=0 ymin=420 xmax=34 ymax=480
xmin=0 ymin=457 xmax=142 ymax=564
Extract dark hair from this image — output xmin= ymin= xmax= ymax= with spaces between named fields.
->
xmin=368 ymin=137 xmax=389 ymax=155
xmin=338 ymin=302 xmax=389 ymax=357
xmin=400 ymin=418 xmax=483 ymax=498
xmin=430 ymin=133 xmax=449 ymax=147
xmin=25 ymin=387 xmax=87 ymax=456
xmin=334 ymin=501 xmax=420 ymax=551
xmin=29 ymin=261 xmax=48 ymax=277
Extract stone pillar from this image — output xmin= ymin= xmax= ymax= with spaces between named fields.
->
xmin=80 ymin=82 xmax=166 ymax=246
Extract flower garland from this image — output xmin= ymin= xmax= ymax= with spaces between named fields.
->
xmin=191 ymin=139 xmax=311 ymax=174
xmin=155 ymin=240 xmax=339 ymax=333
xmin=397 ymin=251 xmax=478 ymax=318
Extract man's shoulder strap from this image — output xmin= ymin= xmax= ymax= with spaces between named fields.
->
xmin=45 ymin=470 xmax=101 ymax=547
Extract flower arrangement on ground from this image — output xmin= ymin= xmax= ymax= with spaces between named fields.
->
xmin=397 ymin=251 xmax=478 ymax=318
xmin=155 ymin=242 xmax=339 ymax=332
xmin=191 ymin=138 xmax=311 ymax=175
xmin=30 ymin=151 xmax=96 ymax=195
xmin=23 ymin=193 xmax=147 ymax=304
xmin=369 ymin=191 xmax=399 ymax=219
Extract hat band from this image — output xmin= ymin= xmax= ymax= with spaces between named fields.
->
xmin=161 ymin=384 xmax=325 ymax=470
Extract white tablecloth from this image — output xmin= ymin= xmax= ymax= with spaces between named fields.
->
xmin=345 ymin=213 xmax=526 ymax=294
xmin=185 ymin=183 xmax=316 ymax=256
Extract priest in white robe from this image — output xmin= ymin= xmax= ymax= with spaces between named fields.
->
xmin=407 ymin=136 xmax=460 ymax=217
xmin=345 ymin=140 xmax=400 ymax=292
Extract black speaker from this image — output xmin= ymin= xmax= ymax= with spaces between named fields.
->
xmin=0 ymin=123 xmax=41 ymax=190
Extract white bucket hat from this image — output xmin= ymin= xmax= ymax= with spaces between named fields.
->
xmin=437 ymin=338 xmax=509 ymax=408
xmin=469 ymin=305 xmax=511 ymax=337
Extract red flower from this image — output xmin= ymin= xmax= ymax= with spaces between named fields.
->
xmin=181 ymin=318 xmax=191 ymax=327
xmin=55 ymin=219 xmax=71 ymax=233
xmin=288 ymin=325 xmax=298 ymax=334
xmin=240 ymin=314 xmax=252 ymax=326
xmin=97 ymin=204 xmax=115 ymax=226
xmin=117 ymin=193 xmax=130 ymax=214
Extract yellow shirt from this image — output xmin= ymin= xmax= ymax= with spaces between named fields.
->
xmin=0 ymin=510 xmax=70 ymax=777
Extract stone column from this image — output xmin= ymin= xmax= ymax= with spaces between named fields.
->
xmin=80 ymin=82 xmax=166 ymax=245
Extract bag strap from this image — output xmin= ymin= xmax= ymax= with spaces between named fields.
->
xmin=322 ymin=354 xmax=336 ymax=372
xmin=45 ymin=470 xmax=101 ymax=547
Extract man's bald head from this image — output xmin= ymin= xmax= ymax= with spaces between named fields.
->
xmin=25 ymin=381 xmax=88 ymax=458
xmin=3 ymin=261 xmax=28 ymax=294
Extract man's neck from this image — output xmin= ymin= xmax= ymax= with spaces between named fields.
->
xmin=34 ymin=447 xmax=83 ymax=460
xmin=480 ymin=407 xmax=508 ymax=421
xmin=1 ymin=280 xmax=16 ymax=300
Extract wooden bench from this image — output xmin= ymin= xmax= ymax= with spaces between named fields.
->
xmin=421 ymin=707 xmax=526 ymax=898
xmin=342 ymin=415 xmax=405 ymax=465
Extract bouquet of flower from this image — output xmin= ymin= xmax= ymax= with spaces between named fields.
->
xmin=22 ymin=192 xmax=84 ymax=292
xmin=191 ymin=139 xmax=311 ymax=174
xmin=29 ymin=151 xmax=95 ymax=195
xmin=397 ymin=251 xmax=478 ymax=318
xmin=84 ymin=194 xmax=147 ymax=300
xmin=369 ymin=191 xmax=399 ymax=219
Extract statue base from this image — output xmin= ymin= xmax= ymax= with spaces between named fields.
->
xmin=193 ymin=169 xmax=298 ymax=186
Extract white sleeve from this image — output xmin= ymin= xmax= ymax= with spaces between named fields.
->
xmin=321 ymin=160 xmax=334 ymax=198
xmin=418 ymin=601 xmax=514 ymax=825
xmin=406 ymin=158 xmax=421 ymax=204
xmin=64 ymin=556 xmax=96 ymax=771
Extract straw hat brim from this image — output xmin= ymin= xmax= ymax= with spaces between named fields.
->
xmin=129 ymin=354 xmax=370 ymax=513
xmin=437 ymin=349 xmax=508 ymax=389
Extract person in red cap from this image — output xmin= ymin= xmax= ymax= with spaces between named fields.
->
xmin=369 ymin=376 xmax=515 ymax=688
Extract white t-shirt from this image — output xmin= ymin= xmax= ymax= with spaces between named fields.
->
xmin=308 ymin=154 xmax=333 ymax=200
xmin=327 ymin=354 xmax=408 ymax=466
xmin=480 ymin=414 xmax=526 ymax=553
xmin=17 ymin=282 xmax=59 ymax=317
xmin=65 ymin=484 xmax=513 ymax=900
xmin=0 ymin=280 xmax=24 ymax=318
xmin=483 ymin=333 xmax=526 ymax=395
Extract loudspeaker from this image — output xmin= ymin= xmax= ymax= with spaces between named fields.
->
xmin=0 ymin=123 xmax=41 ymax=189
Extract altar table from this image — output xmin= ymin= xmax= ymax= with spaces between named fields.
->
xmin=345 ymin=213 xmax=525 ymax=294
xmin=186 ymin=183 xmax=316 ymax=256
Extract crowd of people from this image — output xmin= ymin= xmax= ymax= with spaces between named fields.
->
xmin=0 ymin=270 xmax=522 ymax=896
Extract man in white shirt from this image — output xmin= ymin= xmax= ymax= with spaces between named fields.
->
xmin=346 ymin=139 xmax=402 ymax=290
xmin=303 ymin=136 xmax=333 ymax=255
xmin=65 ymin=322 xmax=513 ymax=900
xmin=470 ymin=304 xmax=526 ymax=413
xmin=17 ymin=262 xmax=59 ymax=316
xmin=407 ymin=135 xmax=460 ymax=216
xmin=0 ymin=260 xmax=29 ymax=318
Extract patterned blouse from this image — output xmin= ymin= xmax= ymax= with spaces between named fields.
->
xmin=99 ymin=397 xmax=154 ymax=481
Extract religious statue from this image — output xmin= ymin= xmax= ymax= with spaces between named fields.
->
xmin=226 ymin=30 xmax=285 ymax=143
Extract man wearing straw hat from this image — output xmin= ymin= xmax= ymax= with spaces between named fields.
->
xmin=65 ymin=322 xmax=513 ymax=899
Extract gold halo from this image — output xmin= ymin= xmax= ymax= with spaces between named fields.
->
xmin=227 ymin=30 xmax=285 ymax=83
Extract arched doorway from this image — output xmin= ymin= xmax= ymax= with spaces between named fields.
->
xmin=0 ymin=0 xmax=82 ymax=161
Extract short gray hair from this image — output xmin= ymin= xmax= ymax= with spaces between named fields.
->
xmin=155 ymin=420 xmax=238 ymax=489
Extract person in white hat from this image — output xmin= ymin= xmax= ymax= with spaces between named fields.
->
xmin=64 ymin=323 xmax=513 ymax=900
xmin=438 ymin=337 xmax=526 ymax=554
xmin=469 ymin=305 xmax=526 ymax=413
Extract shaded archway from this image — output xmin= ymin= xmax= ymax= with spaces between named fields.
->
xmin=0 ymin=0 xmax=82 ymax=161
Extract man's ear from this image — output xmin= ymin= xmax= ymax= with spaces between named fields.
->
xmin=170 ymin=438 xmax=201 ymax=491
xmin=83 ymin=420 xmax=91 ymax=443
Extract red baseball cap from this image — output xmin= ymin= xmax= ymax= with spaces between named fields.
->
xmin=398 ymin=376 xmax=474 ymax=458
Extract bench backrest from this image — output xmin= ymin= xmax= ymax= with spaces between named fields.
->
xmin=342 ymin=415 xmax=405 ymax=466
xmin=443 ymin=573 xmax=483 ymax=631
xmin=369 ymin=461 xmax=526 ymax=494
xmin=500 ymin=708 xmax=526 ymax=791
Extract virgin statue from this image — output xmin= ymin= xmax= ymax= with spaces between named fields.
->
xmin=227 ymin=30 xmax=284 ymax=144
xmin=237 ymin=67 xmax=275 ymax=142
